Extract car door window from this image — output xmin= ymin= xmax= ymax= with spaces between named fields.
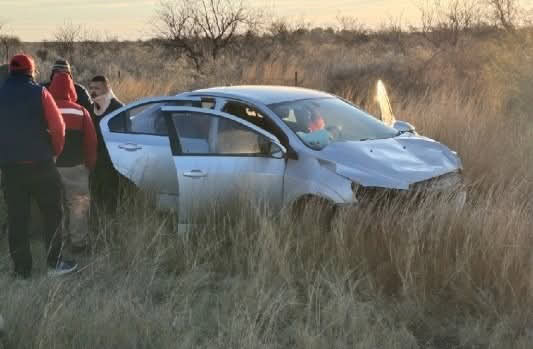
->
xmin=109 ymin=101 xmax=199 ymax=135
xmin=130 ymin=103 xmax=168 ymax=135
xmin=222 ymin=101 xmax=265 ymax=128
xmin=201 ymin=98 xmax=217 ymax=109
xmin=221 ymin=100 xmax=291 ymax=148
xmin=172 ymin=112 xmax=274 ymax=156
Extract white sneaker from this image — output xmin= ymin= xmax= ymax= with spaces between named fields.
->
xmin=48 ymin=260 xmax=78 ymax=277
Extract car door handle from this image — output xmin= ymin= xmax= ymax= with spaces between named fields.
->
xmin=183 ymin=170 xmax=207 ymax=178
xmin=118 ymin=143 xmax=142 ymax=151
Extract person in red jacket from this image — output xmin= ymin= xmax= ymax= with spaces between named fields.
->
xmin=49 ymin=72 xmax=97 ymax=252
xmin=0 ymin=54 xmax=77 ymax=278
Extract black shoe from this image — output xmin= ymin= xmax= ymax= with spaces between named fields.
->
xmin=10 ymin=270 xmax=31 ymax=280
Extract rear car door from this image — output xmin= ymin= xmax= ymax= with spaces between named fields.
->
xmin=163 ymin=107 xmax=287 ymax=223
xmin=100 ymin=97 xmax=200 ymax=210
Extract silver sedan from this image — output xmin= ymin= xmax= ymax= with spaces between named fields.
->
xmin=100 ymin=85 xmax=465 ymax=222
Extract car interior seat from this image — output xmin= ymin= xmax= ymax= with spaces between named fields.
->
xmin=293 ymin=107 xmax=312 ymax=133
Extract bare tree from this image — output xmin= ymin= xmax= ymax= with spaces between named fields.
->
xmin=53 ymin=21 xmax=84 ymax=60
xmin=485 ymin=0 xmax=520 ymax=30
xmin=336 ymin=15 xmax=367 ymax=33
xmin=0 ymin=22 xmax=21 ymax=63
xmin=335 ymin=15 xmax=370 ymax=44
xmin=0 ymin=35 xmax=21 ymax=63
xmin=154 ymin=0 xmax=259 ymax=71
xmin=376 ymin=14 xmax=409 ymax=54
xmin=267 ymin=16 xmax=309 ymax=46
xmin=419 ymin=0 xmax=481 ymax=48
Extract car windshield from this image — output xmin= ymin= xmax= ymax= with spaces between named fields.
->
xmin=269 ymin=97 xmax=399 ymax=150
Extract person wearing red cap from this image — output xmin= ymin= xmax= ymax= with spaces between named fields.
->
xmin=0 ymin=54 xmax=77 ymax=278
xmin=49 ymin=71 xmax=97 ymax=252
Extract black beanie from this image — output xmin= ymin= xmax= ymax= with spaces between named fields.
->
xmin=52 ymin=59 xmax=71 ymax=74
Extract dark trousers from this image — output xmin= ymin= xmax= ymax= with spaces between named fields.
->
xmin=88 ymin=159 xmax=120 ymax=232
xmin=1 ymin=161 xmax=63 ymax=277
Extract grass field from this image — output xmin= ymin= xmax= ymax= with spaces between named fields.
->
xmin=0 ymin=25 xmax=532 ymax=348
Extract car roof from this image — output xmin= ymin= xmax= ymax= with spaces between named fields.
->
xmin=190 ymin=85 xmax=334 ymax=105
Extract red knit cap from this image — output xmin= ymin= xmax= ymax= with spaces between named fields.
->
xmin=9 ymin=54 xmax=36 ymax=73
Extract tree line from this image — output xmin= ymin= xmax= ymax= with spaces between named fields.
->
xmin=0 ymin=0 xmax=528 ymax=69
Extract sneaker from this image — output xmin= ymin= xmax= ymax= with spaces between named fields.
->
xmin=48 ymin=260 xmax=78 ymax=277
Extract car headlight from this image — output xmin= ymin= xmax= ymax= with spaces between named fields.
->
xmin=450 ymin=150 xmax=463 ymax=169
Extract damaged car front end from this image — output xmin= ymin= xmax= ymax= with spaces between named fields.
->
xmin=268 ymin=85 xmax=466 ymax=211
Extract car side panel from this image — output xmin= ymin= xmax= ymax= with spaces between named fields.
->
xmin=174 ymin=156 xmax=286 ymax=222
xmin=105 ymin=133 xmax=179 ymax=209
xmin=283 ymin=156 xmax=354 ymax=207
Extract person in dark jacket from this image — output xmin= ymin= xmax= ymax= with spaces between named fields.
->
xmin=89 ymin=75 xmax=123 ymax=119
xmin=49 ymin=72 xmax=97 ymax=251
xmin=0 ymin=64 xmax=8 ymax=237
xmin=43 ymin=59 xmax=93 ymax=112
xmin=87 ymin=75 xmax=124 ymax=231
xmin=0 ymin=54 xmax=77 ymax=278
xmin=0 ymin=64 xmax=8 ymax=85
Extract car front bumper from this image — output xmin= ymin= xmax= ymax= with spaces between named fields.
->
xmin=354 ymin=172 xmax=467 ymax=209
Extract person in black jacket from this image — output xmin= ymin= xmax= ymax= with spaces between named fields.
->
xmin=43 ymin=59 xmax=93 ymax=112
xmin=0 ymin=64 xmax=8 ymax=238
xmin=0 ymin=64 xmax=8 ymax=84
xmin=87 ymin=75 xmax=124 ymax=232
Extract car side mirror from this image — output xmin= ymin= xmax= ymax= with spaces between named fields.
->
xmin=393 ymin=120 xmax=416 ymax=134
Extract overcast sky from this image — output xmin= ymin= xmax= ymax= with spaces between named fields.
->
xmin=0 ymin=0 xmax=470 ymax=41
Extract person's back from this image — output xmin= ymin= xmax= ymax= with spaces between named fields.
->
xmin=49 ymin=72 xmax=97 ymax=169
xmin=0 ymin=54 xmax=77 ymax=278
xmin=0 ymin=70 xmax=55 ymax=165
xmin=43 ymin=59 xmax=93 ymax=112
xmin=48 ymin=72 xmax=97 ymax=251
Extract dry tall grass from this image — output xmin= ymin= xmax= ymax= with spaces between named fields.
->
xmin=0 ymin=28 xmax=532 ymax=348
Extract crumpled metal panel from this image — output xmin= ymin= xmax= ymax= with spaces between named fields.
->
xmin=319 ymin=134 xmax=462 ymax=190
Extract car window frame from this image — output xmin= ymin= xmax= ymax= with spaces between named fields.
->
xmin=105 ymin=97 xmax=203 ymax=137
xmin=217 ymin=98 xmax=295 ymax=150
xmin=163 ymin=106 xmax=285 ymax=158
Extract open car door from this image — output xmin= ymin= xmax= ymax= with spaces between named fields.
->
xmin=161 ymin=106 xmax=288 ymax=223
xmin=99 ymin=97 xmax=201 ymax=210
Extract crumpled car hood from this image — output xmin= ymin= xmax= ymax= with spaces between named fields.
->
xmin=319 ymin=135 xmax=462 ymax=190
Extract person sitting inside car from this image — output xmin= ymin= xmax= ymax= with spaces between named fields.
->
xmin=307 ymin=110 xmax=325 ymax=132
xmin=293 ymin=106 xmax=331 ymax=149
